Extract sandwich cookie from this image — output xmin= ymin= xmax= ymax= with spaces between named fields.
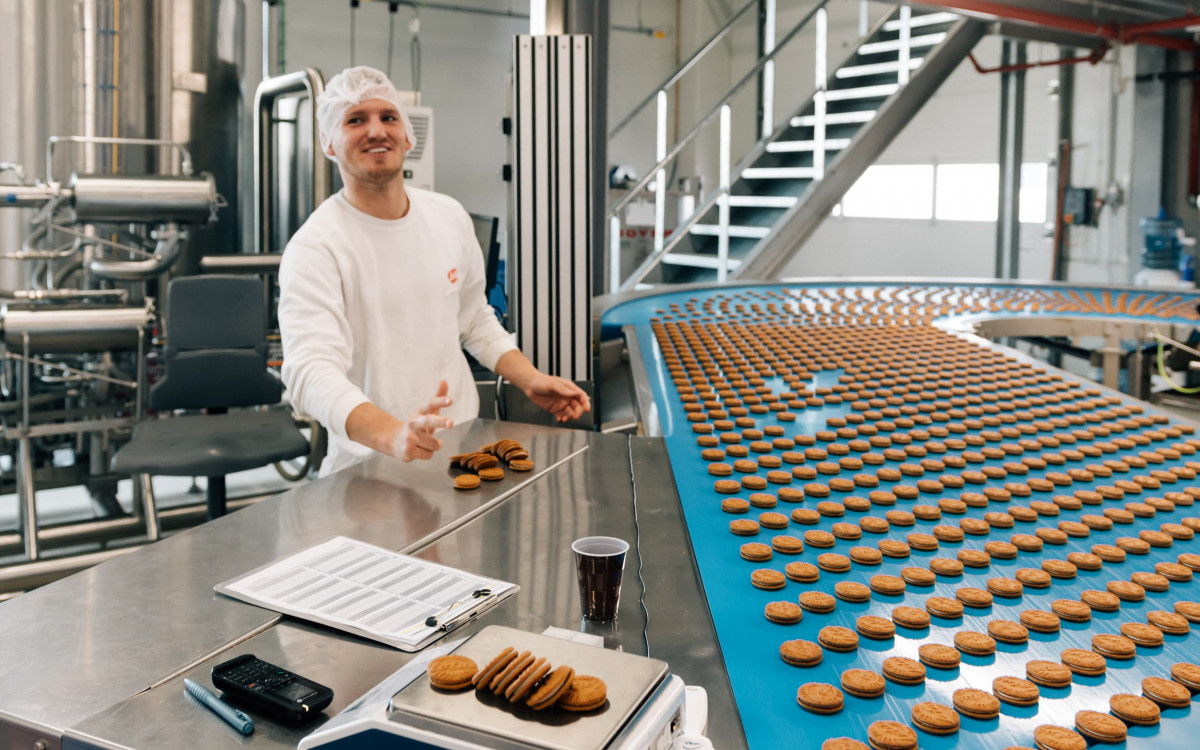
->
xmin=427 ymin=655 xmax=479 ymax=691
xmin=1120 ymin=622 xmax=1164 ymax=648
xmin=526 ymin=665 xmax=574 ymax=710
xmin=1092 ymin=634 xmax=1136 ymax=660
xmin=954 ymin=630 xmax=997 ymax=657
xmin=796 ymin=682 xmax=845 ymax=714
xmin=1026 ymin=660 xmax=1072 ymax=689
xmin=867 ymin=721 xmax=918 ymax=750
xmin=840 ymin=669 xmax=886 ymax=699
xmin=1073 ymin=711 xmax=1127 ymax=744
xmin=882 ymin=656 xmax=926 ymax=685
xmin=1171 ymin=661 xmax=1200 ymax=691
xmin=558 ymin=675 xmax=607 ymax=712
xmin=818 ymin=625 xmax=860 ymax=652
xmin=1032 ymin=725 xmax=1087 ymax=750
xmin=1109 ymin=693 xmax=1161 ymax=726
xmin=953 ymin=687 xmax=1002 ymax=719
xmin=779 ymin=639 xmax=823 ymax=668
xmin=993 ymin=676 xmax=1040 ymax=707
xmin=918 ymin=643 xmax=961 ymax=670
xmin=765 ymin=601 xmax=804 ymax=625
xmin=505 ymin=657 xmax=551 ymax=702
xmin=1061 ymin=648 xmax=1107 ymax=677
xmin=911 ymin=701 xmax=960 ymax=735
xmin=1147 ymin=609 xmax=1190 ymax=635
xmin=823 ymin=739 xmax=870 ymax=750
xmin=473 ymin=647 xmax=517 ymax=688
xmin=1141 ymin=676 xmax=1191 ymax=709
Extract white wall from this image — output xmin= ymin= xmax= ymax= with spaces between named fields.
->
xmin=784 ymin=34 xmax=1146 ymax=286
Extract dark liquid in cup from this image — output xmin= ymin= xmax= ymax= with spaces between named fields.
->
xmin=575 ymin=548 xmax=626 ymax=620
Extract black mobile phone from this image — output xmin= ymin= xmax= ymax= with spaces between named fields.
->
xmin=211 ymin=654 xmax=334 ymax=724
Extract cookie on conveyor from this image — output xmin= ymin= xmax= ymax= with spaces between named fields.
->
xmin=918 ymin=643 xmax=961 ymax=670
xmin=992 ymin=676 xmax=1039 ymax=707
xmin=1141 ymin=676 xmax=1191 ymax=709
xmin=840 ymin=668 xmax=886 ymax=699
xmin=1060 ymin=648 xmax=1106 ymax=677
xmin=558 ymin=675 xmax=607 ymax=711
xmin=780 ymin=639 xmax=823 ymax=667
xmin=525 ymin=664 xmax=574 ymax=710
xmin=1171 ymin=661 xmax=1200 ymax=691
xmin=1026 ymin=660 xmax=1072 ymax=689
xmin=427 ymin=654 xmax=479 ymax=691
xmin=867 ymin=720 xmax=918 ymax=750
xmin=1033 ymin=724 xmax=1087 ymax=750
xmin=1073 ymin=710 xmax=1127 ymax=744
xmin=818 ymin=625 xmax=859 ymax=653
xmin=952 ymin=687 xmax=1001 ymax=719
xmin=822 ymin=739 xmax=870 ymax=750
xmin=882 ymin=656 xmax=925 ymax=685
xmin=911 ymin=700 xmax=959 ymax=735
xmin=1109 ymin=693 xmax=1160 ymax=725
xmin=796 ymin=682 xmax=845 ymax=714
xmin=1092 ymin=633 xmax=1136 ymax=660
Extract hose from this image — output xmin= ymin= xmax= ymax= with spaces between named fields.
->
xmin=1156 ymin=338 xmax=1200 ymax=393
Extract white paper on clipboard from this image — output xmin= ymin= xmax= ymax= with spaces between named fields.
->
xmin=215 ymin=536 xmax=518 ymax=651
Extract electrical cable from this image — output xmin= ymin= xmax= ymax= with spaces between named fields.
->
xmin=1156 ymin=338 xmax=1200 ymax=393
xmin=349 ymin=0 xmax=359 ymax=66
xmin=626 ymin=435 xmax=651 ymax=656
xmin=387 ymin=3 xmax=398 ymax=79
xmin=410 ymin=9 xmax=422 ymax=95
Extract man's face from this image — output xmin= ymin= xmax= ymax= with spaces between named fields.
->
xmin=327 ymin=98 xmax=410 ymax=187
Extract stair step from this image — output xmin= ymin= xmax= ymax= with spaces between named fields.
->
xmin=690 ymin=224 xmax=771 ymax=239
xmin=837 ymin=58 xmax=923 ymax=79
xmin=859 ymin=32 xmax=947 ymax=55
xmin=824 ymin=83 xmax=900 ymax=101
xmin=791 ymin=110 xmax=875 ymax=127
xmin=727 ymin=195 xmax=798 ymax=208
xmin=662 ymin=253 xmax=743 ymax=269
xmin=741 ymin=166 xmax=818 ymax=179
xmin=767 ymin=138 xmax=851 ymax=153
xmin=883 ymin=12 xmax=958 ymax=32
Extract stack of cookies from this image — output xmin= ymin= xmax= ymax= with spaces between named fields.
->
xmin=426 ymin=649 xmax=607 ymax=713
xmin=449 ymin=440 xmax=534 ymax=490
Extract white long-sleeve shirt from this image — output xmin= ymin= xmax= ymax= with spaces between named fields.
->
xmin=278 ymin=187 xmax=517 ymax=474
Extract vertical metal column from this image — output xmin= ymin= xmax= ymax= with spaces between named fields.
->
xmin=1052 ymin=47 xmax=1074 ymax=282
xmin=513 ymin=34 xmax=593 ymax=382
xmin=813 ymin=8 xmax=828 ymax=181
xmin=995 ymin=40 xmax=1026 ymax=279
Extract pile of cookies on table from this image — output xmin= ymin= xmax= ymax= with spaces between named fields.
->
xmin=425 ymin=648 xmax=607 ymax=713
xmin=449 ymin=440 xmax=534 ymax=490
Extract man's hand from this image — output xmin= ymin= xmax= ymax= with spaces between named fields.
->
xmin=390 ymin=380 xmax=455 ymax=461
xmin=523 ymin=373 xmax=591 ymax=423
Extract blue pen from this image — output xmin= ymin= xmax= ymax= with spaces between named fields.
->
xmin=184 ymin=678 xmax=255 ymax=735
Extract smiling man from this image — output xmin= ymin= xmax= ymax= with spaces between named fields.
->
xmin=278 ymin=66 xmax=589 ymax=474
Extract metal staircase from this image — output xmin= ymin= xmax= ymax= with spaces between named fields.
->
xmin=607 ymin=3 xmax=988 ymax=290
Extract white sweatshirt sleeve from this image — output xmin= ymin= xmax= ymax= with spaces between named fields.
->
xmin=278 ymin=237 xmax=370 ymax=439
xmin=454 ymin=207 xmax=518 ymax=371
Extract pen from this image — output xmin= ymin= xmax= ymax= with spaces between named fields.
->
xmin=184 ymin=678 xmax=255 ymax=735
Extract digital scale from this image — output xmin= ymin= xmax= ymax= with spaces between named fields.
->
xmin=299 ymin=626 xmax=710 ymax=750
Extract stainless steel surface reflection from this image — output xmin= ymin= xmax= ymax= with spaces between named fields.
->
xmin=0 ymin=420 xmax=587 ymax=747
xmin=4 ymin=424 xmax=743 ymax=750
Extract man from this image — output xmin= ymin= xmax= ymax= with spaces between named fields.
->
xmin=278 ymin=66 xmax=590 ymax=475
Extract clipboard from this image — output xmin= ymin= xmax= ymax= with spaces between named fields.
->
xmin=215 ymin=536 xmax=519 ymax=651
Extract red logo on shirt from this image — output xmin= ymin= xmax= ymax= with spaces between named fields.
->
xmin=447 ymin=268 xmax=458 ymax=284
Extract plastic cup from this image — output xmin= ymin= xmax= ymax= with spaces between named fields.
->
xmin=572 ymin=536 xmax=629 ymax=620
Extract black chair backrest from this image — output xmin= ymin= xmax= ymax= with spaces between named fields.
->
xmin=470 ymin=213 xmax=501 ymax=294
xmin=149 ymin=275 xmax=283 ymax=411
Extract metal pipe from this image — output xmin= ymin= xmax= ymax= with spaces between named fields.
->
xmin=373 ymin=0 xmax=527 ymax=21
xmin=88 ymin=222 xmax=185 ymax=281
xmin=968 ymin=44 xmax=1107 ymax=74
xmin=69 ymin=173 xmax=217 ymax=223
xmin=1190 ymin=50 xmax=1200 ymax=202
xmin=45 ymin=136 xmax=193 ymax=181
xmin=923 ymin=0 xmax=1196 ymax=51
xmin=253 ymin=68 xmax=330 ymax=255
xmin=611 ymin=0 xmax=757 ymax=138
xmin=0 ymin=184 xmax=61 ymax=208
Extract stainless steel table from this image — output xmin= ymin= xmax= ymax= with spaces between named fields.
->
xmin=0 ymin=420 xmax=746 ymax=750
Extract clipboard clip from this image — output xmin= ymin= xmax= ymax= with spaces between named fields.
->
xmin=424 ymin=588 xmax=494 ymax=630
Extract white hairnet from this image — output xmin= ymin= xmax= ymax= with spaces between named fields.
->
xmin=316 ymin=66 xmax=416 ymax=162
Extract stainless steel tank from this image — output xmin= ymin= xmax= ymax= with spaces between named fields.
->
xmin=0 ymin=0 xmax=245 ymax=275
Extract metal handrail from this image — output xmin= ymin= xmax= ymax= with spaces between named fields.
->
xmin=623 ymin=179 xmax=723 ymax=290
xmin=609 ymin=0 xmax=759 ymax=139
xmin=606 ymin=0 xmax=832 ymax=220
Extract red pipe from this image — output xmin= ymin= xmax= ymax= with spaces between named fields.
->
xmin=968 ymin=43 xmax=1109 ymax=75
xmin=1119 ymin=15 xmax=1200 ymax=39
xmin=925 ymin=0 xmax=1198 ymax=51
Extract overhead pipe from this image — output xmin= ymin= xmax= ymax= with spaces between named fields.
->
xmin=1191 ymin=50 xmax=1200 ymax=202
xmin=924 ymin=0 xmax=1197 ymax=51
xmin=968 ymin=43 xmax=1108 ymax=74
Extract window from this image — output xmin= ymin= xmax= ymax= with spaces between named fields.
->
xmin=840 ymin=164 xmax=934 ymax=220
xmin=833 ymin=162 xmax=1049 ymax=223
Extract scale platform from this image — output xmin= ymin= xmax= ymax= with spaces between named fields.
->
xmin=300 ymin=625 xmax=685 ymax=750
xmin=388 ymin=626 xmax=672 ymax=750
